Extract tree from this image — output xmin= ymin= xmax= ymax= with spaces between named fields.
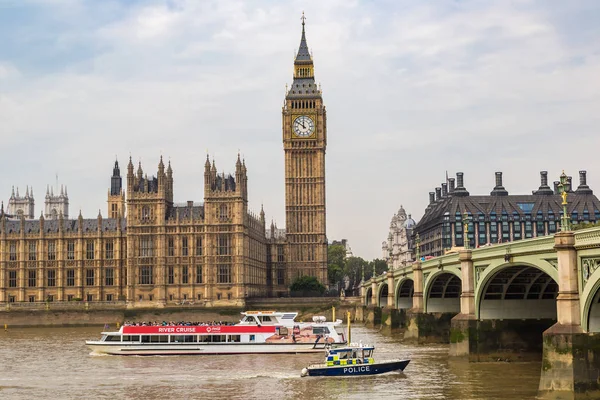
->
xmin=289 ymin=275 xmax=326 ymax=297
xmin=344 ymin=256 xmax=368 ymax=296
xmin=365 ymin=258 xmax=388 ymax=281
xmin=327 ymin=244 xmax=347 ymax=286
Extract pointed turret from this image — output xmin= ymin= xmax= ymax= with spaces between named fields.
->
xmin=137 ymin=161 xmax=143 ymax=180
xmin=158 ymin=155 xmax=165 ymax=174
xmin=11 ymin=186 xmax=15 ymax=199
xmin=295 ymin=12 xmax=311 ymax=62
xmin=287 ymin=12 xmax=319 ymax=99
xmin=204 ymin=154 xmax=211 ymax=170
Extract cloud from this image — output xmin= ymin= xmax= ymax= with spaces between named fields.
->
xmin=0 ymin=0 xmax=599 ymax=259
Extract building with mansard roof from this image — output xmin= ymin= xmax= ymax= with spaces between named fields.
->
xmin=414 ymin=170 xmax=600 ymax=258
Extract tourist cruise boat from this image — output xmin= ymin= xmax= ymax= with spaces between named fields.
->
xmin=86 ymin=311 xmax=347 ymax=355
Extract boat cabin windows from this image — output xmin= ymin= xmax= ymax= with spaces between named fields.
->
xmin=199 ymin=335 xmax=227 ymax=343
xmin=103 ymin=335 xmax=121 ymax=342
xmin=363 ymin=349 xmax=373 ymax=357
xmin=171 ymin=335 xmax=195 ymax=343
xmin=122 ymin=335 xmax=140 ymax=342
xmin=312 ymin=327 xmax=330 ymax=335
xmin=229 ymin=335 xmax=241 ymax=343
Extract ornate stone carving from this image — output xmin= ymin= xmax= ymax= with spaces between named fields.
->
xmin=581 ymin=258 xmax=600 ymax=287
xmin=475 ymin=264 xmax=489 ymax=284
xmin=543 ymin=258 xmax=558 ymax=270
xmin=423 ymin=272 xmax=430 ymax=284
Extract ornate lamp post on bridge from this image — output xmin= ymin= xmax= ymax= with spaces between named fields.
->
xmin=462 ymin=210 xmax=470 ymax=250
xmin=557 ymin=170 xmax=572 ymax=232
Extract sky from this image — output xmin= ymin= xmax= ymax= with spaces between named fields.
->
xmin=1 ymin=0 xmax=599 ymax=260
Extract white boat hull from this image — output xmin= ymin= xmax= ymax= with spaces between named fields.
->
xmin=86 ymin=341 xmax=333 ymax=355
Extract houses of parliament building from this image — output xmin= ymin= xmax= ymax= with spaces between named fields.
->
xmin=0 ymin=19 xmax=328 ymax=306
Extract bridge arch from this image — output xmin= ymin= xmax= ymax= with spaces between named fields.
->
xmin=395 ymin=278 xmax=414 ymax=309
xmin=476 ymin=262 xmax=558 ymax=320
xmin=424 ymin=270 xmax=461 ymax=313
xmin=365 ymin=287 xmax=372 ymax=306
xmin=377 ymin=283 xmax=389 ymax=307
xmin=581 ymin=264 xmax=600 ymax=332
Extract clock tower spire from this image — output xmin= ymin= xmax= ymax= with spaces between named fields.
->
xmin=282 ymin=14 xmax=328 ymax=284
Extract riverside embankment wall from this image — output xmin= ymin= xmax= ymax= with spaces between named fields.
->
xmin=0 ymin=297 xmax=361 ymax=328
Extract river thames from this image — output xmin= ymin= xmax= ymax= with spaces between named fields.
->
xmin=0 ymin=325 xmax=541 ymax=399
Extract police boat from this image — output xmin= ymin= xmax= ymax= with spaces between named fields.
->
xmin=300 ymin=343 xmax=410 ymax=377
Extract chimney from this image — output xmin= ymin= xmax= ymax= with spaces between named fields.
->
xmin=576 ymin=170 xmax=593 ymax=194
xmin=456 ymin=172 xmax=464 ymax=188
xmin=453 ymin=172 xmax=469 ymax=197
xmin=448 ymin=178 xmax=455 ymax=193
xmin=490 ymin=171 xmax=508 ymax=196
xmin=535 ymin=171 xmax=553 ymax=195
xmin=541 ymin=171 xmax=548 ymax=187
xmin=553 ymin=181 xmax=560 ymax=194
xmin=567 ymin=176 xmax=573 ymax=192
xmin=435 ymin=187 xmax=442 ymax=201
xmin=187 ymin=200 xmax=193 ymax=208
xmin=441 ymin=183 xmax=448 ymax=197
xmin=429 ymin=192 xmax=435 ymax=204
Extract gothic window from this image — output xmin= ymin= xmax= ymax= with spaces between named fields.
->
xmin=277 ymin=268 xmax=285 ymax=285
xmin=105 ymin=268 xmax=114 ymax=286
xmin=28 ymin=242 xmax=37 ymax=261
xmin=66 ymin=269 xmax=75 ymax=287
xmin=217 ymin=235 xmax=231 ymax=256
xmin=47 ymin=270 xmax=56 ymax=287
xmin=9 ymin=241 xmax=17 ymax=261
xmin=195 ymin=236 xmax=203 ymax=256
xmin=168 ymin=237 xmax=174 ymax=256
xmin=139 ymin=237 xmax=153 ymax=257
xmin=168 ymin=266 xmax=174 ymax=284
xmin=182 ymin=237 xmax=188 ymax=256
xmin=8 ymin=270 xmax=17 ymax=288
xmin=277 ymin=245 xmax=284 ymax=263
xmin=139 ymin=266 xmax=153 ymax=285
xmin=86 ymin=269 xmax=95 ymax=286
xmin=28 ymin=270 xmax=36 ymax=287
xmin=196 ymin=265 xmax=203 ymax=284
xmin=219 ymin=205 xmax=228 ymax=222
xmin=142 ymin=206 xmax=151 ymax=222
xmin=67 ymin=241 xmax=75 ymax=260
xmin=86 ymin=241 xmax=95 ymax=260
xmin=182 ymin=266 xmax=189 ymax=284
xmin=48 ymin=241 xmax=56 ymax=260
xmin=105 ymin=240 xmax=114 ymax=259
xmin=217 ymin=264 xmax=231 ymax=284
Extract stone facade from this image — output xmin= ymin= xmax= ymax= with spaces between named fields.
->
xmin=381 ymin=205 xmax=416 ymax=269
xmin=282 ymin=18 xmax=328 ymax=283
xmin=0 ymin=20 xmax=328 ymax=305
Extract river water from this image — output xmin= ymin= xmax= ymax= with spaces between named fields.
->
xmin=0 ymin=325 xmax=541 ymax=400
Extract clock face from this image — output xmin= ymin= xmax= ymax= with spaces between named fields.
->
xmin=293 ymin=115 xmax=315 ymax=137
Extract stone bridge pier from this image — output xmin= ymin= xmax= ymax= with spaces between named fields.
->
xmin=538 ymin=232 xmax=600 ymax=399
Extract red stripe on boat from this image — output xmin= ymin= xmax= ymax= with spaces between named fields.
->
xmin=122 ymin=325 xmax=277 ymax=334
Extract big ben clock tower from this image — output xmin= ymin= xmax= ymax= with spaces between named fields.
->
xmin=283 ymin=14 xmax=328 ymax=284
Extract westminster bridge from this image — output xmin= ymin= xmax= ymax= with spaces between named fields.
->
xmin=361 ymin=226 xmax=600 ymax=399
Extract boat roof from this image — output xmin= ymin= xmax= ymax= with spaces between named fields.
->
xmin=241 ymin=311 xmax=297 ymax=317
xmin=329 ymin=345 xmax=375 ymax=353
